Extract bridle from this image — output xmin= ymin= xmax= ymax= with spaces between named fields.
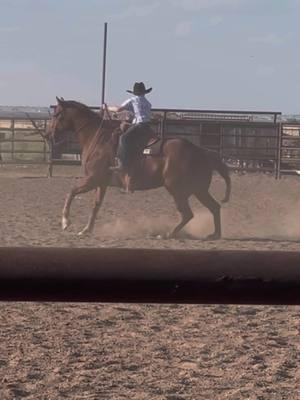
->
xmin=81 ymin=105 xmax=114 ymax=165
xmin=52 ymin=103 xmax=112 ymax=137
xmin=49 ymin=104 xmax=115 ymax=163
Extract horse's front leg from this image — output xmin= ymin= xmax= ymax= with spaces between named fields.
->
xmin=62 ymin=176 xmax=97 ymax=230
xmin=78 ymin=185 xmax=107 ymax=236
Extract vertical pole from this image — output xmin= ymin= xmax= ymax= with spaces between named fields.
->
xmin=101 ymin=22 xmax=108 ymax=107
xmin=198 ymin=122 xmax=202 ymax=148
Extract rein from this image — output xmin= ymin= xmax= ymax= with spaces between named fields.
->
xmin=74 ymin=115 xmax=100 ymax=136
xmin=80 ymin=105 xmax=114 ymax=165
xmin=103 ymin=103 xmax=112 ymax=121
xmin=73 ymin=104 xmax=112 ymax=136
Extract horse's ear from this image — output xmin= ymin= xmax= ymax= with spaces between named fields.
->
xmin=56 ymin=96 xmax=64 ymax=105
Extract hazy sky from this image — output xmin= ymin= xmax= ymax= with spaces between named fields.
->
xmin=1 ymin=0 xmax=300 ymax=113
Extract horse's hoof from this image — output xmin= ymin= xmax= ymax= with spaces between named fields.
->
xmin=62 ymin=218 xmax=70 ymax=231
xmin=155 ymin=233 xmax=169 ymax=240
xmin=78 ymin=231 xmax=89 ymax=236
xmin=205 ymin=233 xmax=221 ymax=241
xmin=165 ymin=232 xmax=176 ymax=239
xmin=78 ymin=228 xmax=91 ymax=236
xmin=78 ymin=226 xmax=92 ymax=236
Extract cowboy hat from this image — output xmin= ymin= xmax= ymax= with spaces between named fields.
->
xmin=126 ymin=82 xmax=152 ymax=95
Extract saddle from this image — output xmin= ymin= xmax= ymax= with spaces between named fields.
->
xmin=111 ymin=123 xmax=164 ymax=193
xmin=142 ymin=137 xmax=162 ymax=156
xmin=119 ymin=121 xmax=163 ymax=157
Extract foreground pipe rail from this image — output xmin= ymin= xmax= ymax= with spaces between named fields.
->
xmin=0 ymin=247 xmax=300 ymax=304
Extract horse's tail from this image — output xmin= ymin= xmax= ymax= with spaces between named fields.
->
xmin=209 ymin=151 xmax=231 ymax=203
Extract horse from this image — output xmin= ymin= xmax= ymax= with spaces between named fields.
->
xmin=47 ymin=97 xmax=231 ymax=239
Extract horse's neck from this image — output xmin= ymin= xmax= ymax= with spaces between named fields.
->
xmin=77 ymin=118 xmax=119 ymax=162
xmin=75 ymin=117 xmax=101 ymax=149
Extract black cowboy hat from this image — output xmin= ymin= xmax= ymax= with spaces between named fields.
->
xmin=126 ymin=82 xmax=152 ymax=95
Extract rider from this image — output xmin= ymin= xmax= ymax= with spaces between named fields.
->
xmin=106 ymin=82 xmax=152 ymax=172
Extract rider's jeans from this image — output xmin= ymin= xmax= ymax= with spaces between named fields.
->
xmin=117 ymin=122 xmax=150 ymax=169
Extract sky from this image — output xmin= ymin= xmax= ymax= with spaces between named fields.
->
xmin=0 ymin=0 xmax=300 ymax=113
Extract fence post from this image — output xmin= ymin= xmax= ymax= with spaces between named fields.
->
xmin=198 ymin=121 xmax=202 ymax=147
xmin=11 ymin=119 xmax=15 ymax=161
xmin=276 ymin=122 xmax=282 ymax=179
xmin=47 ymin=139 xmax=53 ymax=178
xmin=43 ymin=119 xmax=47 ymax=163
xmin=161 ymin=111 xmax=167 ymax=140
xmin=220 ymin=125 xmax=224 ymax=159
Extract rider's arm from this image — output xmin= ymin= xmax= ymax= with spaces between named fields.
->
xmin=106 ymin=105 xmax=121 ymax=112
xmin=106 ymin=99 xmax=133 ymax=113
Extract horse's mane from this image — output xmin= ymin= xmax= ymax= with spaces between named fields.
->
xmin=63 ymin=100 xmax=121 ymax=142
xmin=64 ymin=100 xmax=101 ymax=121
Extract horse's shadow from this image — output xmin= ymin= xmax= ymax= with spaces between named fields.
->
xmin=222 ymin=236 xmax=300 ymax=244
xmin=152 ymin=232 xmax=300 ymax=243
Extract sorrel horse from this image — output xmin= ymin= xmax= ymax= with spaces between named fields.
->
xmin=47 ymin=97 xmax=231 ymax=239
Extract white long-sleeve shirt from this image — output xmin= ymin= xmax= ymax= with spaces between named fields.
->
xmin=120 ymin=95 xmax=151 ymax=124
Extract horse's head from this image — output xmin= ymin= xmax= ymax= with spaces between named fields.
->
xmin=46 ymin=96 xmax=75 ymax=143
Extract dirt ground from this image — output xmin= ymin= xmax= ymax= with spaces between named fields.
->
xmin=0 ymin=164 xmax=299 ymax=399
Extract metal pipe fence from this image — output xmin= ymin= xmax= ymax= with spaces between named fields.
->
xmin=0 ymin=116 xmax=49 ymax=164
xmin=2 ymin=108 xmax=300 ymax=178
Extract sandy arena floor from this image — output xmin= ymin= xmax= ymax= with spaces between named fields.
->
xmin=0 ymin=165 xmax=299 ymax=399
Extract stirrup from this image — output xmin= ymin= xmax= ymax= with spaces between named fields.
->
xmin=109 ymin=158 xmax=124 ymax=172
xmin=110 ymin=165 xmax=124 ymax=172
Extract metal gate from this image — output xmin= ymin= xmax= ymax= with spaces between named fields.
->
xmin=279 ymin=122 xmax=300 ymax=176
xmin=151 ymin=108 xmax=281 ymax=177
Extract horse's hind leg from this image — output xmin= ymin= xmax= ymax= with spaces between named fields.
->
xmin=168 ymin=193 xmax=193 ymax=238
xmin=194 ymin=191 xmax=221 ymax=240
xmin=62 ymin=176 xmax=97 ymax=230
xmin=78 ymin=185 xmax=107 ymax=236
